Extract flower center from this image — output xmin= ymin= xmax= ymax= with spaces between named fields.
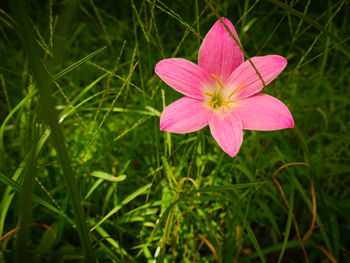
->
xmin=203 ymin=73 xmax=240 ymax=110
xmin=208 ymin=93 xmax=223 ymax=108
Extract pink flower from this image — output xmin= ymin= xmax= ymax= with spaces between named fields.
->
xmin=155 ymin=18 xmax=294 ymax=157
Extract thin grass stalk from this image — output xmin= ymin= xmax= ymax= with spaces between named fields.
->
xmin=267 ymin=0 xmax=350 ymax=58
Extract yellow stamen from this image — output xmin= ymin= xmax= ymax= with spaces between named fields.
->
xmin=221 ymin=102 xmax=231 ymax=109
xmin=210 ymin=73 xmax=224 ymax=89
xmin=221 ymin=100 xmax=239 ymax=109
xmin=208 ymin=99 xmax=218 ymax=106
xmin=225 ymin=100 xmax=239 ymax=104
xmin=202 ymin=92 xmax=214 ymax=97
xmin=228 ymin=85 xmax=244 ymax=99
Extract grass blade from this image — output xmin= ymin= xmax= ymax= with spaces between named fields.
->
xmin=198 ymin=182 xmax=264 ymax=193
xmin=10 ymin=0 xmax=96 ymax=261
xmin=53 ymin=46 xmax=107 ymax=81
xmin=0 ymin=89 xmax=38 ymax=164
xmin=90 ymin=183 xmax=152 ymax=231
xmin=237 ymin=205 xmax=266 ymax=263
xmin=277 ymin=181 xmax=294 ymax=263
xmin=0 ymin=171 xmax=72 ymax=223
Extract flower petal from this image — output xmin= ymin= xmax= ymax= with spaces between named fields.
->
xmin=155 ymin=58 xmax=213 ymax=99
xmin=227 ymin=55 xmax=287 ymax=99
xmin=160 ymin=97 xmax=209 ymax=133
xmin=236 ymin=93 xmax=294 ymax=131
xmin=198 ymin=17 xmax=244 ymax=82
xmin=209 ymin=111 xmax=243 ymax=157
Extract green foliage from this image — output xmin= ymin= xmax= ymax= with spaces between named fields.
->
xmin=0 ymin=0 xmax=349 ymax=262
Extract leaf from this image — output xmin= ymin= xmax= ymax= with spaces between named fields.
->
xmin=91 ymin=171 xmax=126 ymax=182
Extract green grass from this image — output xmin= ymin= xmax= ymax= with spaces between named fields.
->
xmin=0 ymin=0 xmax=349 ymax=262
